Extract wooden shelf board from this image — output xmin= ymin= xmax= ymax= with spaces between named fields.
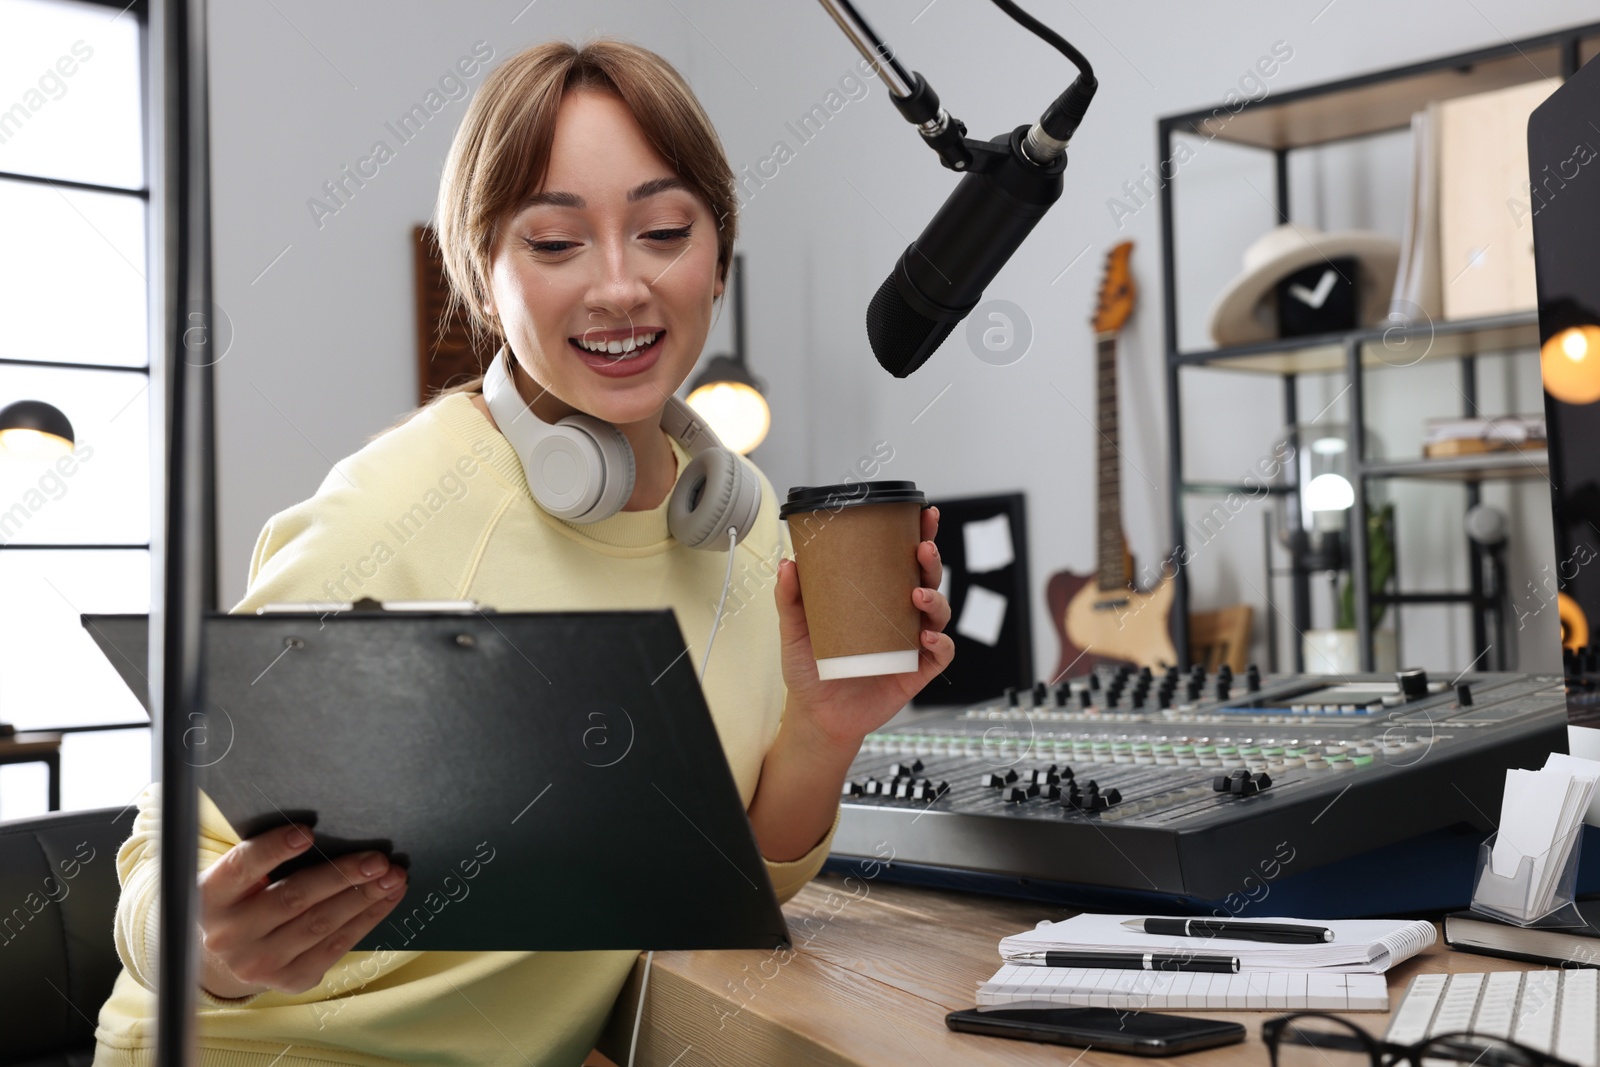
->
xmin=1165 ymin=35 xmax=1598 ymax=151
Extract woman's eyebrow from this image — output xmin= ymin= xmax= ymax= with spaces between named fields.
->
xmin=520 ymin=176 xmax=689 ymax=210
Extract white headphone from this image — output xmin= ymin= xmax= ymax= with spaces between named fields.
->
xmin=481 ymin=345 xmax=761 ymax=550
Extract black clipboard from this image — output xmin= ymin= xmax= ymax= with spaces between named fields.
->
xmin=82 ymin=609 xmax=789 ymax=953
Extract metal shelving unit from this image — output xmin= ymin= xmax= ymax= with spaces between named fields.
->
xmin=1159 ymin=21 xmax=1600 ymax=672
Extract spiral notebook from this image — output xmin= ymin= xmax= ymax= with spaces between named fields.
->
xmin=978 ymin=966 xmax=1390 ymax=1012
xmin=999 ymin=913 xmax=1436 ymax=973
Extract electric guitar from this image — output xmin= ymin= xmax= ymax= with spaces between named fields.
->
xmin=1046 ymin=242 xmax=1179 ymax=677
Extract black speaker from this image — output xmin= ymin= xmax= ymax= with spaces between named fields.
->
xmin=1530 ymin=53 xmax=1600 ymax=724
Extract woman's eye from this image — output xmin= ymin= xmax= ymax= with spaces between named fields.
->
xmin=522 ymin=237 xmax=576 ymax=255
xmin=644 ymin=226 xmax=693 ymax=243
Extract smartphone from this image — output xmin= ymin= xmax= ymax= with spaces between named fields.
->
xmin=945 ymin=1006 xmax=1246 ymax=1056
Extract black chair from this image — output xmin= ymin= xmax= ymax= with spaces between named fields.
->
xmin=0 ymin=806 xmax=135 ymax=1067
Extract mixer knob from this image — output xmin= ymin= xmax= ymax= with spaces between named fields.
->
xmin=842 ymin=781 xmax=863 ymax=797
xmin=1456 ymin=683 xmax=1474 ymax=707
xmin=1218 ymin=664 xmax=1233 ymax=681
xmin=1213 ymin=769 xmax=1248 ymax=793
xmin=1396 ymin=668 xmax=1429 ymax=701
xmin=1005 ymin=686 xmax=1021 ymax=707
xmin=1004 ymin=769 xmax=1019 ymax=783
xmin=1033 ymin=681 xmax=1049 ymax=705
xmin=1105 ymin=788 xmax=1122 ymax=805
xmin=1186 ymin=682 xmax=1202 ymax=702
xmin=980 ymin=773 xmax=1004 ymax=788
xmin=1140 ymin=666 xmax=1154 ymax=682
xmin=1247 ymin=665 xmax=1262 ymax=692
xmin=1005 ymin=787 xmax=1029 ymax=803
xmin=1079 ymin=689 xmax=1094 ymax=709
xmin=1043 ymin=783 xmax=1062 ymax=800
xmin=1088 ymin=673 xmax=1101 ymax=691
xmin=1054 ymin=684 xmax=1071 ymax=706
xmin=889 ymin=762 xmax=912 ymax=779
xmin=864 ymin=778 xmax=884 ymax=796
xmin=1215 ymin=679 xmax=1231 ymax=701
xmin=1104 ymin=691 xmax=1120 ymax=710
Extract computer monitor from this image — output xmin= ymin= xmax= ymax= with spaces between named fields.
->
xmin=1529 ymin=55 xmax=1600 ymax=776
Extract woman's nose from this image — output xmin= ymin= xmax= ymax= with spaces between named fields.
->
xmin=584 ymin=240 xmax=653 ymax=316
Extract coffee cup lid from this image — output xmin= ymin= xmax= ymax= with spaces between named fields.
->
xmin=779 ymin=480 xmax=927 ymax=518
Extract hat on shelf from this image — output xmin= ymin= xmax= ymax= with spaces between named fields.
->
xmin=1207 ymin=224 xmax=1401 ymax=347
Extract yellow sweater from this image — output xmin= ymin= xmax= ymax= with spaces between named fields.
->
xmin=93 ymin=393 xmax=837 ymax=1067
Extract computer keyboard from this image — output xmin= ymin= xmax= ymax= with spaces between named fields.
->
xmin=1387 ymin=970 xmax=1599 ymax=1067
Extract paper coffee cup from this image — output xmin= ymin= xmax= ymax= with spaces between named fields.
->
xmin=779 ymin=481 xmax=928 ymax=680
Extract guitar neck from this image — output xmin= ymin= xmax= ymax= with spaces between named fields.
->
xmin=1095 ymin=332 xmax=1128 ymax=590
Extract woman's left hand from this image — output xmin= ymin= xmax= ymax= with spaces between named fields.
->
xmin=773 ymin=505 xmax=955 ymax=753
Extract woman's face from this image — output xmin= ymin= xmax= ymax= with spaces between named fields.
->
xmin=485 ymin=88 xmax=724 ymax=427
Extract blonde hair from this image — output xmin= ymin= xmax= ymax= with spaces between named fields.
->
xmin=384 ymin=38 xmax=738 ymax=437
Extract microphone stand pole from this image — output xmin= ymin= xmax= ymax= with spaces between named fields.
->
xmin=150 ymin=0 xmax=216 ymax=1061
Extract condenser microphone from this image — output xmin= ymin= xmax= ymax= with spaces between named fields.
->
xmin=817 ymin=0 xmax=1096 ymax=378
xmin=867 ymin=129 xmax=1070 ymax=377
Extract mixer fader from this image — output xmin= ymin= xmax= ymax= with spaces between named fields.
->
xmin=829 ymin=666 xmax=1566 ymax=911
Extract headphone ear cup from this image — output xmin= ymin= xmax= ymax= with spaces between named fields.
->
xmin=541 ymin=414 xmax=635 ymax=522
xmin=669 ymin=448 xmax=762 ymax=550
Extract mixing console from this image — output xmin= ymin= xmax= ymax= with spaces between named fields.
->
xmin=829 ymin=665 xmax=1567 ymax=910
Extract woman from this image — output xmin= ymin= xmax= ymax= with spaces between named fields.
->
xmin=93 ymin=38 xmax=953 ymax=1066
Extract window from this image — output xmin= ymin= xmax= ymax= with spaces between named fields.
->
xmin=0 ymin=0 xmax=151 ymax=817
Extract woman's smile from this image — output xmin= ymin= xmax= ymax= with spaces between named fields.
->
xmin=568 ymin=326 xmax=666 ymax=377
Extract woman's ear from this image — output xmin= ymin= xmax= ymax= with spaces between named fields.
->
xmin=713 ymin=265 xmax=726 ymax=301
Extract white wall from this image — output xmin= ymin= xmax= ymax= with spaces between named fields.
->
xmin=212 ymin=0 xmax=1592 ymax=680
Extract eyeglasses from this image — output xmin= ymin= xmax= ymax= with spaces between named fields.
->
xmin=1263 ymin=1013 xmax=1573 ymax=1067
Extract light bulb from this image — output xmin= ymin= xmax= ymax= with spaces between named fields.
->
xmin=1304 ymin=472 xmax=1354 ymax=514
xmin=0 ymin=427 xmax=72 ymax=462
xmin=1542 ymin=325 xmax=1600 ymax=405
xmin=686 ymin=380 xmax=770 ymax=455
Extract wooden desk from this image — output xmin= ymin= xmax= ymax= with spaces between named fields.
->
xmin=600 ymin=873 xmax=1534 ymax=1067
xmin=0 ymin=732 xmax=62 ymax=815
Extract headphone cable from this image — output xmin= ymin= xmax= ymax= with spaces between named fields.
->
xmin=699 ymin=525 xmax=739 ymax=684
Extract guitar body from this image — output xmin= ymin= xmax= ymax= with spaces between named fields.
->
xmin=1048 ymin=568 xmax=1178 ymax=678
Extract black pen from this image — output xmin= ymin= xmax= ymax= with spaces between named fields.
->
xmin=1009 ymin=951 xmax=1239 ymax=973
xmin=1122 ymin=918 xmax=1334 ymax=944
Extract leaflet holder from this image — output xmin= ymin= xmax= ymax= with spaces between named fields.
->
xmin=1470 ymin=827 xmax=1586 ymax=928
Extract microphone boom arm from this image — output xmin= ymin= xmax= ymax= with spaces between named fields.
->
xmin=814 ymin=0 xmax=1096 ymax=171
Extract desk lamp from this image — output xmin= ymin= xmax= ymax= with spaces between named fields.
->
xmin=0 ymin=398 xmax=73 ymax=739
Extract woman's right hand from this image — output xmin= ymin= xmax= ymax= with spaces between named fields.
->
xmin=197 ymin=824 xmax=408 ymax=998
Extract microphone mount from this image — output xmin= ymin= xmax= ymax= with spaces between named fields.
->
xmin=815 ymin=0 xmax=1096 ymax=173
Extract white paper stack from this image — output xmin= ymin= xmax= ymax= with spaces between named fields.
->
xmin=997 ymin=913 xmax=1435 ymax=973
xmin=1484 ymin=754 xmax=1600 ymax=918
